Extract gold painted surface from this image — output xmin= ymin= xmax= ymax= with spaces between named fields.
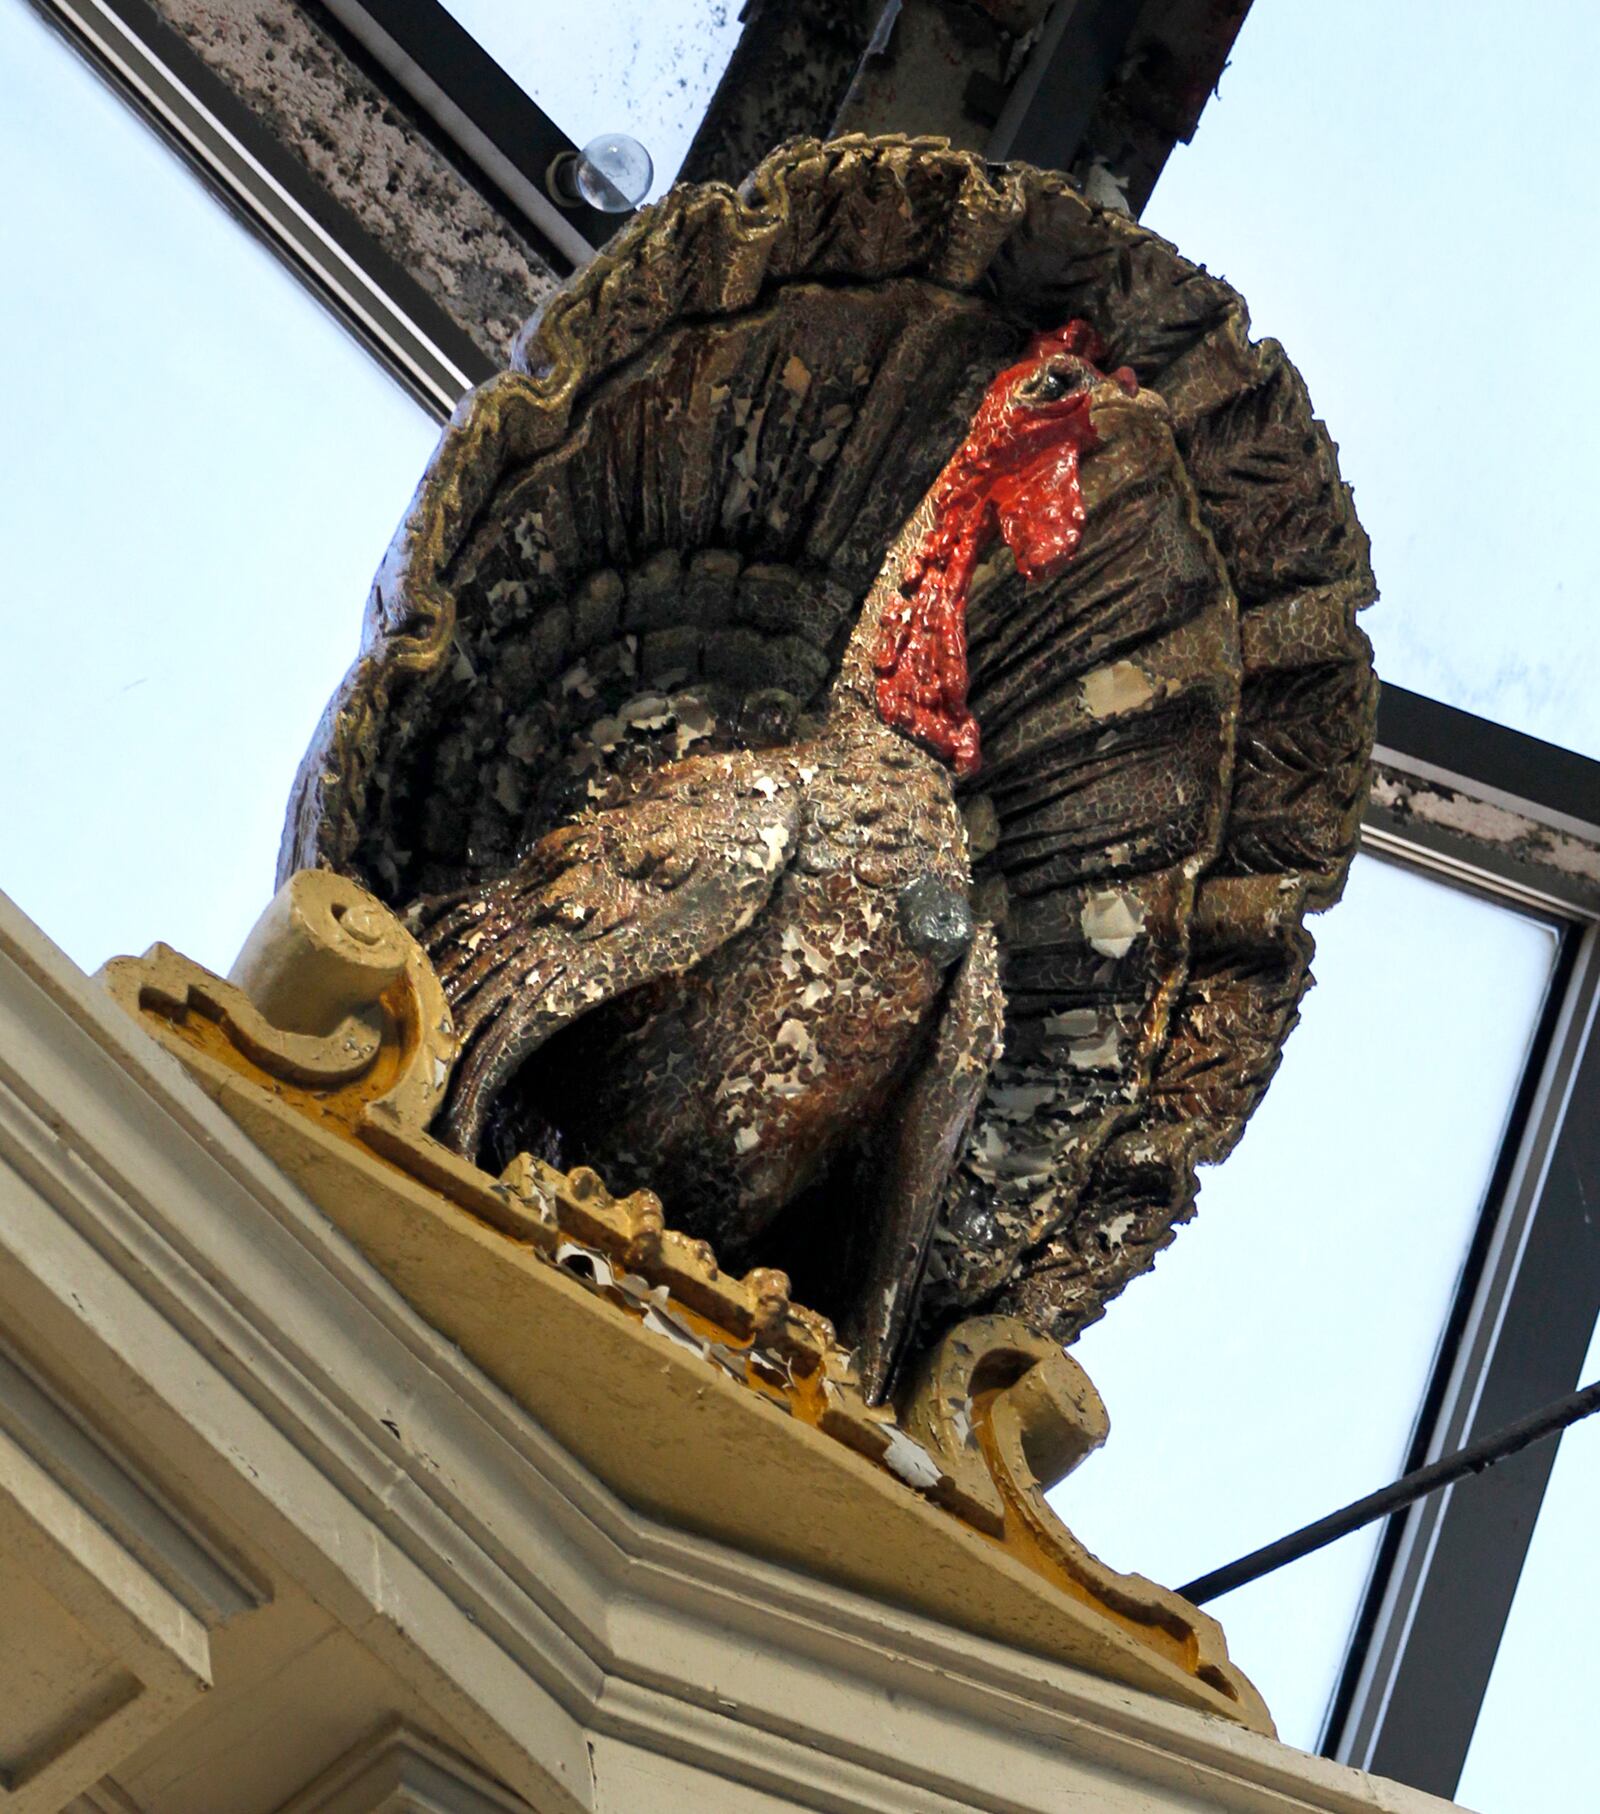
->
xmin=101 ymin=873 xmax=1271 ymax=1736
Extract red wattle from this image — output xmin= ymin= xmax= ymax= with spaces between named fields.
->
xmin=873 ymin=320 xmax=1113 ymax=776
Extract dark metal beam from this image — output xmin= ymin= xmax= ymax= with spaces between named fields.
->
xmin=990 ymin=0 xmax=1254 ymax=212
xmin=987 ymin=0 xmax=1145 ymax=169
xmin=679 ymin=0 xmax=1263 ymax=221
xmin=834 ymin=0 xmax=1053 ymax=148
xmin=1366 ymin=685 xmax=1600 ymax=923
xmin=680 ymin=0 xmax=892 ymax=188
xmin=1377 ymin=685 xmax=1600 ymax=838
xmin=316 ymin=0 xmax=619 ymax=261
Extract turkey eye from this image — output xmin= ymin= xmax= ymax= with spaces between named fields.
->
xmin=1032 ymin=365 xmax=1081 ymax=402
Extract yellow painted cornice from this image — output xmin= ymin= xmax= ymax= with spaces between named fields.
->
xmin=102 ymin=870 xmax=1270 ymax=1736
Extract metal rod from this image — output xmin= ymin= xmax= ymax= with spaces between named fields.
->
xmin=1179 ymin=1376 xmax=1600 ymax=1606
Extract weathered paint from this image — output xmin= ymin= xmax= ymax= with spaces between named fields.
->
xmin=140 ymin=0 xmax=557 ymax=363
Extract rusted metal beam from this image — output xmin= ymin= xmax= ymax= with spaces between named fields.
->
xmin=835 ymin=0 xmax=1054 ymax=148
xmin=994 ymin=0 xmax=1254 ymax=214
xmin=679 ymin=0 xmax=894 ymax=187
xmin=1368 ymin=686 xmax=1600 ymax=920
xmin=684 ymin=0 xmax=1256 ymax=222
xmin=1071 ymin=0 xmax=1252 ymax=212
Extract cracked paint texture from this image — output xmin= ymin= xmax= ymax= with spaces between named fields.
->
xmin=145 ymin=0 xmax=558 ymax=361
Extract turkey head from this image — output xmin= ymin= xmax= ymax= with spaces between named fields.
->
xmin=283 ymin=138 xmax=1376 ymax=1403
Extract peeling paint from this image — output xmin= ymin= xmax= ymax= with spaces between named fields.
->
xmin=1080 ymin=890 xmax=1146 ymax=960
xmin=880 ymin=1426 xmax=944 ymax=1491
xmin=1370 ymin=763 xmax=1600 ymax=909
xmin=143 ymin=0 xmax=557 ymax=363
xmin=1067 ymin=1027 xmax=1121 ymax=1071
xmin=1080 ymin=660 xmax=1153 ymax=718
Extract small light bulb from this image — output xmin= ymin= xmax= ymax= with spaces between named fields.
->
xmin=576 ymin=133 xmax=654 ymax=212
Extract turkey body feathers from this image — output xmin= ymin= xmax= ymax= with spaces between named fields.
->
xmin=416 ymin=702 xmax=980 ymax=1399
xmin=283 ymin=137 xmax=1376 ymax=1389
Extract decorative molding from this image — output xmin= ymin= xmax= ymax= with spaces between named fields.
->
xmin=103 ymin=872 xmax=1268 ymax=1733
xmin=0 ymin=1407 xmax=209 ymax=1811
xmin=0 ymin=884 xmax=1465 ymax=1811
xmin=0 ymin=1341 xmax=263 ymax=1632
xmin=277 ymin=1723 xmax=527 ymax=1814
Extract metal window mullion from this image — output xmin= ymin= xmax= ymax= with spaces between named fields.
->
xmin=1325 ymin=918 xmax=1600 ymax=1795
xmin=319 ymin=0 xmax=618 ymax=261
xmin=1358 ymin=818 xmax=1591 ymax=925
xmin=1366 ymin=689 xmax=1600 ymax=926
xmin=1324 ymin=685 xmax=1600 ymax=1792
xmin=986 ymin=0 xmax=1146 ymax=167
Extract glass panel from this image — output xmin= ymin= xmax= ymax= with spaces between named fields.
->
xmin=441 ymin=0 xmax=744 ymax=201
xmin=1456 ymin=1314 xmax=1600 ymax=1811
xmin=1050 ymin=855 xmax=1559 ymax=1751
xmin=0 ymin=1 xmax=439 ymax=978
xmin=1141 ymin=0 xmax=1600 ymax=760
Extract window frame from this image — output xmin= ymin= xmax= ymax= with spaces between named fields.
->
xmin=1324 ymin=690 xmax=1600 ymax=1798
xmin=26 ymin=0 xmax=500 ymax=414
xmin=316 ymin=0 xmax=624 ymax=261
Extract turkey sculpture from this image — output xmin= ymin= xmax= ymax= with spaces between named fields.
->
xmin=284 ymin=138 xmax=1376 ymax=1402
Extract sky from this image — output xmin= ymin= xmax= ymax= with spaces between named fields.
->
xmin=1133 ymin=0 xmax=1600 ymax=763
xmin=1 ymin=0 xmax=1595 ymax=1799
xmin=442 ymin=0 xmax=743 ymax=203
xmin=0 ymin=0 xmax=440 ymax=979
